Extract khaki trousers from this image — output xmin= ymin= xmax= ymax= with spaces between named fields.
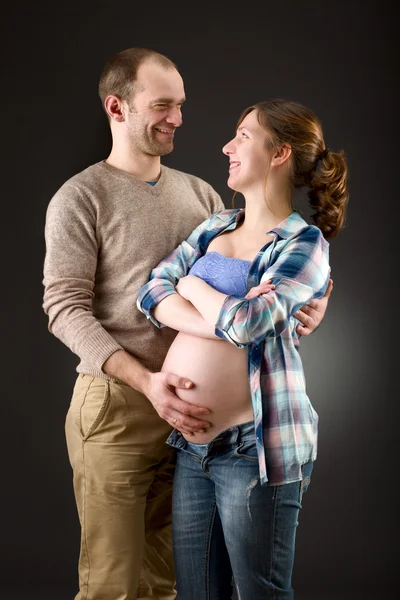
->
xmin=65 ymin=374 xmax=176 ymax=600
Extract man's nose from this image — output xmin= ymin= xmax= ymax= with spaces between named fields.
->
xmin=165 ymin=107 xmax=183 ymax=127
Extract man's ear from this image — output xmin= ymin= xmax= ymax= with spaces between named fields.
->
xmin=104 ymin=94 xmax=126 ymax=123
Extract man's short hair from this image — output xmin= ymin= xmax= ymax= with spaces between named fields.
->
xmin=98 ymin=47 xmax=178 ymax=109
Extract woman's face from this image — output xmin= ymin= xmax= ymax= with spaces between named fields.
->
xmin=222 ymin=110 xmax=271 ymax=194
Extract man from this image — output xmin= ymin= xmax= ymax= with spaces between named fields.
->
xmin=43 ymin=48 xmax=331 ymax=600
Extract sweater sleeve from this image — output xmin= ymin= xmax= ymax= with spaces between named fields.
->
xmin=42 ymin=184 xmax=123 ymax=370
xmin=209 ymin=186 xmax=225 ymax=213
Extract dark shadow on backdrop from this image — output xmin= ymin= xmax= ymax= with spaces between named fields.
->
xmin=1 ymin=1 xmax=396 ymax=598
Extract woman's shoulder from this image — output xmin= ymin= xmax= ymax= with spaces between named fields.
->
xmin=209 ymin=208 xmax=241 ymax=225
xmin=291 ymin=224 xmax=329 ymax=250
xmin=281 ymin=213 xmax=329 ymax=249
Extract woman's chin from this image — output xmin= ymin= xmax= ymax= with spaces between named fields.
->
xmin=227 ymin=178 xmax=240 ymax=192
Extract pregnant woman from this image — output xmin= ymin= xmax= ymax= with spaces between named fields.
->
xmin=137 ymin=99 xmax=348 ymax=599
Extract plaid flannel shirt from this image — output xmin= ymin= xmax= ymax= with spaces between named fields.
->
xmin=137 ymin=209 xmax=330 ymax=485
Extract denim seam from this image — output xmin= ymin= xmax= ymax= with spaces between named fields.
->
xmin=270 ymin=484 xmax=278 ymax=600
xmin=204 ymin=499 xmax=218 ymax=600
xmin=234 ymin=441 xmax=259 ymax=462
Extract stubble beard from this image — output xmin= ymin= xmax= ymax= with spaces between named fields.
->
xmin=128 ymin=123 xmax=175 ymax=157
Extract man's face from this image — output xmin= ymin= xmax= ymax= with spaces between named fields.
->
xmin=124 ymin=61 xmax=185 ymax=156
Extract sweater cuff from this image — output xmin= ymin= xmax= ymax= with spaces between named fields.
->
xmin=78 ymin=328 xmax=124 ymax=372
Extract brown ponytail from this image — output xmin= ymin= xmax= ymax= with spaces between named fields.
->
xmin=308 ymin=149 xmax=348 ymax=240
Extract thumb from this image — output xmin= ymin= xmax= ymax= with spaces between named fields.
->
xmin=165 ymin=372 xmax=194 ymax=389
xmin=324 ymin=278 xmax=334 ymax=299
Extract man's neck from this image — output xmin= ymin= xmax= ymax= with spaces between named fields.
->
xmin=106 ymin=147 xmax=161 ymax=182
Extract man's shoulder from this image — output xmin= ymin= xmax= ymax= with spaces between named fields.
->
xmin=47 ymin=163 xmax=107 ymax=218
xmin=50 ymin=161 xmax=123 ymax=210
xmin=56 ymin=162 xmax=104 ymax=194
xmin=162 ymin=165 xmax=218 ymax=194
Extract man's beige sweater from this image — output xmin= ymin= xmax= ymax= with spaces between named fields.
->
xmin=43 ymin=161 xmax=224 ymax=378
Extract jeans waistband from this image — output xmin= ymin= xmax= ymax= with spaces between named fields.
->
xmin=167 ymin=420 xmax=255 ymax=455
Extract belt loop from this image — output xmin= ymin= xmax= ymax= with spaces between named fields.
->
xmin=227 ymin=425 xmax=240 ymax=445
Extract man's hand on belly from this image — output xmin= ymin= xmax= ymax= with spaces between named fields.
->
xmin=142 ymin=371 xmax=212 ymax=436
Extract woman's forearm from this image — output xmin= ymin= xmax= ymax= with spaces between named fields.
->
xmin=153 ymin=293 xmax=220 ymax=339
xmin=178 ymin=277 xmax=227 ymax=327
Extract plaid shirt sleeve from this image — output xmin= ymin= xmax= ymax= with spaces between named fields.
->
xmin=136 ymin=212 xmax=222 ymax=328
xmin=215 ymin=226 xmax=330 ymax=347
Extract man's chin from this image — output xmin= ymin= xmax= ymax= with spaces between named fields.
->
xmin=143 ymin=138 xmax=174 ymax=157
xmin=156 ymin=142 xmax=174 ymax=157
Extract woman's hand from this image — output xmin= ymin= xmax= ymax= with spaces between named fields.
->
xmin=244 ymin=278 xmax=333 ymax=336
xmin=245 ymin=280 xmax=275 ymax=299
xmin=177 ymin=276 xmax=276 ymax=302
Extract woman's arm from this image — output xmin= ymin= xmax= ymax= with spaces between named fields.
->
xmin=294 ymin=278 xmax=333 ymax=335
xmin=179 ymin=227 xmax=330 ymax=348
xmin=152 ymin=293 xmax=219 ymax=339
xmin=175 ymin=276 xmax=277 ymax=331
xmin=175 ymin=275 xmax=227 ymax=324
xmin=137 ymin=211 xmax=225 ymax=327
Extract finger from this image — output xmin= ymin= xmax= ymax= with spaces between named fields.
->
xmin=165 ymin=372 xmax=195 ymax=390
xmin=171 ymin=413 xmax=211 ymax=431
xmin=163 ymin=392 xmax=212 ymax=419
xmin=245 ymin=290 xmax=260 ymax=299
xmin=296 ymin=305 xmax=313 ymax=317
xmin=178 ymin=428 xmax=196 ymax=436
xmin=296 ymin=324 xmax=311 ymax=336
xmin=158 ymin=386 xmax=212 ymax=422
xmin=294 ymin=311 xmax=313 ymax=328
xmin=245 ymin=284 xmax=275 ymax=299
xmin=258 ymin=282 xmax=275 ymax=289
xmin=245 ymin=290 xmax=258 ymax=299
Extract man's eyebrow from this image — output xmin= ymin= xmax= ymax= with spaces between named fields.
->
xmin=152 ymin=97 xmax=186 ymax=104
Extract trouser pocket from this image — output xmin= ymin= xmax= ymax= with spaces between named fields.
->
xmin=69 ymin=374 xmax=110 ymax=440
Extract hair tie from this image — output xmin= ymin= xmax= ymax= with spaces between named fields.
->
xmin=320 ymin=147 xmax=330 ymax=159
xmin=315 ymin=147 xmax=330 ymax=168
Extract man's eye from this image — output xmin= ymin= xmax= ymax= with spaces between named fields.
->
xmin=240 ymin=132 xmax=248 ymax=138
xmin=154 ymin=105 xmax=168 ymax=109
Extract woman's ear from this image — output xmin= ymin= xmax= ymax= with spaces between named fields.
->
xmin=271 ymin=144 xmax=292 ymax=167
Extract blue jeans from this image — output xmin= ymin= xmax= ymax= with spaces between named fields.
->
xmin=167 ymin=421 xmax=313 ymax=600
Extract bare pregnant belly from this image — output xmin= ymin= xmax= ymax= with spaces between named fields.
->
xmin=161 ymin=332 xmax=253 ymax=443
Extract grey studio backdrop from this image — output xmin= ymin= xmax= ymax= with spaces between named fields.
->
xmin=1 ymin=1 xmax=396 ymax=599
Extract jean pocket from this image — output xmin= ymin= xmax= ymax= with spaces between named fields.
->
xmin=78 ymin=377 xmax=110 ymax=440
xmin=299 ymin=461 xmax=313 ymax=502
xmin=233 ymin=439 xmax=259 ymax=462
